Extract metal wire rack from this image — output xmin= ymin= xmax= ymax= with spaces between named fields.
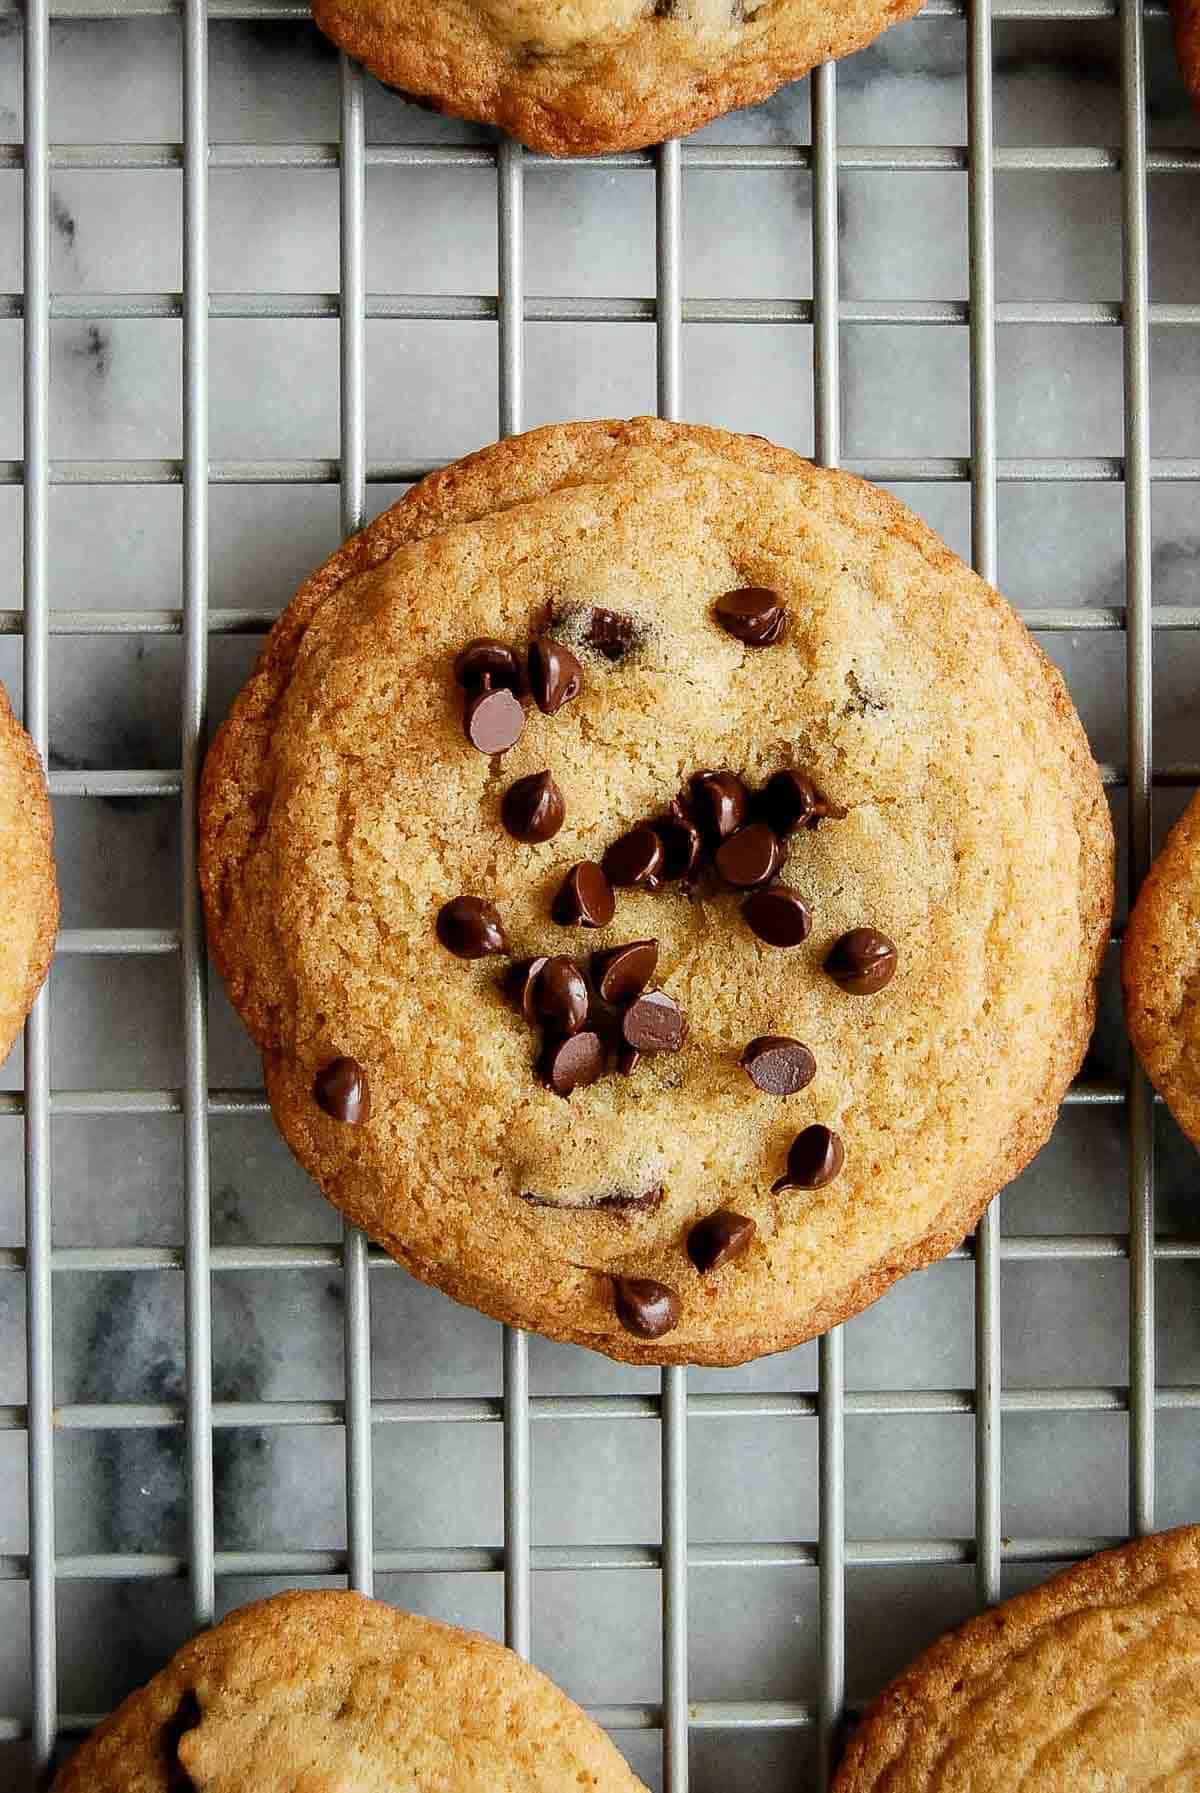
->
xmin=3 ymin=0 xmax=1196 ymax=1787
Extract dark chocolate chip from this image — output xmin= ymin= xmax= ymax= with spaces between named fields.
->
xmin=464 ymin=684 xmax=524 ymax=754
xmin=653 ymin=813 xmax=703 ymax=881
xmin=824 ymin=927 xmax=898 ymax=995
xmin=618 ymin=1046 xmax=642 ymax=1075
xmin=603 ymin=826 xmax=665 ymax=890
xmin=501 ymin=770 xmax=566 ymax=844
xmin=714 ymin=586 xmax=787 ymax=647
xmin=585 ymin=608 xmax=638 ymax=661
xmin=552 ymin=862 xmax=616 ymax=929
xmin=742 ymin=886 xmax=812 ymax=947
xmin=715 ymin=821 xmax=784 ymax=890
xmin=437 ymin=894 xmax=508 ymax=958
xmin=773 ymin=1124 xmax=845 ymax=1191
xmin=163 ymin=1689 xmax=202 ymax=1793
xmin=313 ymin=1056 xmax=371 ymax=1124
xmin=740 ymin=1035 xmax=816 ymax=1096
xmin=454 ymin=637 xmax=522 ymax=695
xmin=690 ymin=770 xmax=749 ymax=842
xmin=687 ymin=1209 xmax=756 ymax=1274
xmin=758 ymin=768 xmax=831 ymax=836
xmin=508 ymin=955 xmax=550 ymax=1022
xmin=533 ymin=957 xmax=590 ymax=1035
xmin=528 ymin=637 xmax=584 ymax=715
xmin=622 ymin=989 xmax=687 ymax=1054
xmin=592 ymin=938 xmax=659 ymax=1005
xmin=520 ymin=1185 xmax=663 ymax=1211
xmin=612 ymin=1275 xmax=681 ymax=1339
xmin=540 ymin=1029 xmax=606 ymax=1096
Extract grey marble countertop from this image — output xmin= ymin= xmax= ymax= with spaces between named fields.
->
xmin=0 ymin=6 xmax=1199 ymax=1789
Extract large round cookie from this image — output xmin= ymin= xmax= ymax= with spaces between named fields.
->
xmin=52 ymin=1589 xmax=647 ymax=1791
xmin=310 ymin=0 xmax=923 ymax=155
xmin=1123 ymin=788 xmax=1200 ymax=1145
xmin=835 ymin=1526 xmax=1200 ymax=1790
xmin=200 ymin=418 xmax=1112 ymax=1367
xmin=0 ymin=679 xmax=57 ymax=1060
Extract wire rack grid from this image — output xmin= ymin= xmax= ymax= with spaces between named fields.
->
xmin=3 ymin=0 xmax=1194 ymax=1787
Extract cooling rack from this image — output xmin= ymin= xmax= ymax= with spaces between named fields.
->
xmin=2 ymin=0 xmax=1198 ymax=1786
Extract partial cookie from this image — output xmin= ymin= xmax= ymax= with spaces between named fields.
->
xmin=52 ymin=1589 xmax=647 ymax=1791
xmin=310 ymin=0 xmax=924 ymax=155
xmin=1172 ymin=0 xmax=1200 ymax=110
xmin=200 ymin=417 xmax=1113 ymax=1367
xmin=1123 ymin=788 xmax=1200 ymax=1145
xmin=835 ymin=1526 xmax=1200 ymax=1790
xmin=0 ymin=680 xmax=57 ymax=1060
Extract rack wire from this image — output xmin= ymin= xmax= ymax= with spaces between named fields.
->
xmin=6 ymin=0 xmax=1188 ymax=1786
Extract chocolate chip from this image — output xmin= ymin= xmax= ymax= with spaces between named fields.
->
xmin=454 ymin=637 xmax=522 ymax=695
xmin=437 ymin=894 xmax=508 ymax=958
xmin=714 ymin=586 xmax=787 ymax=647
xmin=758 ymin=769 xmax=831 ymax=836
xmin=622 ymin=989 xmax=687 ymax=1054
xmin=592 ymin=939 xmax=659 ymax=1005
xmin=603 ymin=826 xmax=665 ymax=890
xmin=163 ymin=1689 xmax=202 ymax=1793
xmin=552 ymin=862 xmax=616 ymax=929
xmin=313 ymin=1056 xmax=371 ymax=1124
xmin=540 ymin=1029 xmax=606 ymax=1096
xmin=773 ymin=1124 xmax=844 ymax=1191
xmin=464 ymin=684 xmax=524 ymax=754
xmin=521 ymin=1186 xmax=662 ymax=1211
xmin=690 ymin=770 xmax=749 ymax=842
xmin=533 ymin=957 xmax=589 ymax=1035
xmin=612 ymin=1275 xmax=681 ymax=1339
xmin=618 ymin=1046 xmax=642 ymax=1075
xmin=501 ymin=770 xmax=565 ymax=844
xmin=508 ymin=955 xmax=550 ymax=1022
xmin=528 ymin=637 xmax=584 ymax=715
xmin=742 ymin=886 xmax=812 ymax=947
xmin=687 ymin=1209 xmax=756 ymax=1274
xmin=585 ymin=608 xmax=638 ymax=661
xmin=715 ymin=821 xmax=784 ymax=890
xmin=824 ymin=927 xmax=898 ymax=995
xmin=739 ymin=1035 xmax=816 ymax=1096
xmin=653 ymin=813 xmax=703 ymax=881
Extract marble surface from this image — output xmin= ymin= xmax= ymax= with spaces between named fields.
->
xmin=0 ymin=6 xmax=1199 ymax=1788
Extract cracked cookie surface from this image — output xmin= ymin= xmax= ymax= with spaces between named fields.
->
xmin=200 ymin=417 xmax=1113 ymax=1366
xmin=1123 ymin=788 xmax=1200 ymax=1148
xmin=0 ymin=679 xmax=57 ymax=1063
xmin=52 ymin=1589 xmax=647 ymax=1791
xmin=309 ymin=0 xmax=925 ymax=153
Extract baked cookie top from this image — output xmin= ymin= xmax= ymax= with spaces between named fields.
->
xmin=200 ymin=418 xmax=1112 ymax=1367
xmin=310 ymin=0 xmax=923 ymax=154
xmin=1172 ymin=0 xmax=1200 ymax=110
xmin=1123 ymin=788 xmax=1200 ymax=1146
xmin=52 ymin=1589 xmax=647 ymax=1792
xmin=835 ymin=1526 xmax=1200 ymax=1791
xmin=0 ymin=679 xmax=57 ymax=1062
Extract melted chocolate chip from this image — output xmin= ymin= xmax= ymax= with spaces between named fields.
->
xmin=739 ymin=1035 xmax=816 ymax=1096
xmin=454 ymin=637 xmax=522 ymax=695
xmin=501 ymin=770 xmax=566 ymax=843
xmin=622 ymin=989 xmax=687 ymax=1054
xmin=690 ymin=770 xmax=749 ymax=842
xmin=773 ymin=1124 xmax=845 ymax=1191
xmin=313 ymin=1056 xmax=371 ymax=1124
xmin=533 ymin=957 xmax=590 ymax=1035
xmin=437 ymin=895 xmax=508 ymax=958
xmin=528 ymin=637 xmax=584 ymax=715
xmin=824 ymin=928 xmax=898 ymax=995
xmin=613 ymin=1275 xmax=681 ymax=1339
xmin=687 ymin=1209 xmax=756 ymax=1274
xmin=552 ymin=862 xmax=616 ymax=929
xmin=758 ymin=768 xmax=832 ymax=836
xmin=714 ymin=586 xmax=787 ymax=647
xmin=653 ymin=813 xmax=703 ymax=881
xmin=742 ymin=886 xmax=812 ymax=947
xmin=603 ymin=826 xmax=665 ymax=890
xmin=464 ymin=683 xmax=524 ymax=754
xmin=585 ymin=608 xmax=638 ymax=661
xmin=715 ymin=821 xmax=784 ymax=890
xmin=521 ymin=1185 xmax=663 ymax=1211
xmin=592 ymin=939 xmax=659 ymax=1005
xmin=163 ymin=1689 xmax=202 ymax=1793
xmin=540 ymin=1029 xmax=606 ymax=1096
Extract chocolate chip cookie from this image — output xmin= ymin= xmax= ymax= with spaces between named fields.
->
xmin=200 ymin=418 xmax=1113 ymax=1366
xmin=835 ymin=1526 xmax=1200 ymax=1791
xmin=1123 ymin=789 xmax=1200 ymax=1146
xmin=310 ymin=0 xmax=925 ymax=155
xmin=1172 ymin=0 xmax=1200 ymax=110
xmin=52 ymin=1589 xmax=647 ymax=1791
xmin=0 ymin=680 xmax=57 ymax=1062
